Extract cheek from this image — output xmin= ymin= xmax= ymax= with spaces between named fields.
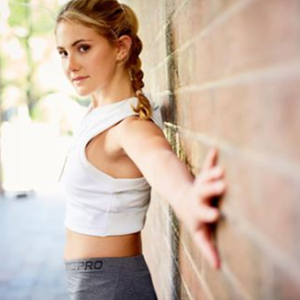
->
xmin=61 ymin=61 xmax=70 ymax=78
xmin=90 ymin=48 xmax=117 ymax=71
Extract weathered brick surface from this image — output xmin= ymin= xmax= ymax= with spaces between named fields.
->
xmin=142 ymin=192 xmax=175 ymax=300
xmin=127 ymin=0 xmax=300 ymax=299
xmin=179 ymin=241 xmax=211 ymax=300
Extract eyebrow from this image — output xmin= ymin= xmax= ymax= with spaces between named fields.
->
xmin=57 ymin=39 xmax=92 ymax=50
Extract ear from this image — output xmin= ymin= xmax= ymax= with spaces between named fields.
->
xmin=116 ymin=35 xmax=132 ymax=62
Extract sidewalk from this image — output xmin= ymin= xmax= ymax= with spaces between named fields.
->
xmin=0 ymin=186 xmax=69 ymax=300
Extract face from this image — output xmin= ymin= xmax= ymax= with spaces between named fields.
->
xmin=56 ymin=20 xmax=119 ymax=97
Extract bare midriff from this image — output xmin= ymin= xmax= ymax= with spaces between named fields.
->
xmin=64 ymin=228 xmax=142 ymax=260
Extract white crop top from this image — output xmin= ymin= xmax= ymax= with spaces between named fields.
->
xmin=61 ymin=97 xmax=163 ymax=237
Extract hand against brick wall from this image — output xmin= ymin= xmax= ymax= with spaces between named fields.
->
xmin=178 ymin=149 xmax=225 ymax=269
xmin=119 ymin=119 xmax=225 ymax=268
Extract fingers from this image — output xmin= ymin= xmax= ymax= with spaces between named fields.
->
xmin=194 ymin=164 xmax=226 ymax=200
xmin=194 ymin=227 xmax=221 ymax=269
xmin=197 ymin=205 xmax=220 ymax=223
xmin=191 ymin=148 xmax=223 ymax=269
xmin=198 ymin=166 xmax=224 ymax=183
xmin=202 ymin=148 xmax=218 ymax=171
xmin=199 ymin=180 xmax=226 ymax=199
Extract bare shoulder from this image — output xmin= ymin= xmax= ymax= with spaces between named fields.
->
xmin=118 ymin=116 xmax=165 ymax=139
xmin=115 ymin=116 xmax=171 ymax=156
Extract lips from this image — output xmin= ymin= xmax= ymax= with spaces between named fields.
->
xmin=72 ymin=76 xmax=89 ymax=83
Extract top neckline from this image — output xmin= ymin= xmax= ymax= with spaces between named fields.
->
xmin=88 ymin=97 xmax=137 ymax=114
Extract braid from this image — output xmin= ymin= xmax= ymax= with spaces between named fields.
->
xmin=127 ymin=35 xmax=152 ymax=120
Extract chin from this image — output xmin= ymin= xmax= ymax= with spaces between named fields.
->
xmin=74 ymin=88 xmax=92 ymax=97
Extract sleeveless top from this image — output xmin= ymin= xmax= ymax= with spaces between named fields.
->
xmin=60 ymin=97 xmax=163 ymax=236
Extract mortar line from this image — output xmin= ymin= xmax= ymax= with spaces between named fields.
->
xmin=179 ymin=239 xmax=217 ymax=300
xmin=223 ymin=209 xmax=300 ymax=283
xmin=148 ymin=0 xmax=257 ymax=72
xmin=177 ymin=129 xmax=300 ymax=181
xmin=171 ymin=0 xmax=257 ymax=57
xmin=180 ymin=275 xmax=195 ymax=300
xmin=179 ymin=233 xmax=255 ymax=300
xmin=176 ymin=58 xmax=300 ymax=93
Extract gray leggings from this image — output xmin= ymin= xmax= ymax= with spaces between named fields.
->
xmin=65 ymin=255 xmax=157 ymax=300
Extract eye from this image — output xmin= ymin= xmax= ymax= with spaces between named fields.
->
xmin=78 ymin=44 xmax=90 ymax=53
xmin=58 ymin=50 xmax=68 ymax=58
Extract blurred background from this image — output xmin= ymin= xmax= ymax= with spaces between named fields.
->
xmin=0 ymin=0 xmax=87 ymax=195
xmin=0 ymin=1 xmax=87 ymax=299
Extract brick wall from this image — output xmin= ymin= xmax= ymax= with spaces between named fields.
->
xmin=125 ymin=0 xmax=300 ymax=299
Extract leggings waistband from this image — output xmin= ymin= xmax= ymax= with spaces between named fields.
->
xmin=65 ymin=255 xmax=146 ymax=272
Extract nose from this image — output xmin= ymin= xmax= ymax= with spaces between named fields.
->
xmin=64 ymin=54 xmax=80 ymax=73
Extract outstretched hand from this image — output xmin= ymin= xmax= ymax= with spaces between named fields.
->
xmin=118 ymin=118 xmax=225 ymax=268
xmin=177 ymin=149 xmax=225 ymax=269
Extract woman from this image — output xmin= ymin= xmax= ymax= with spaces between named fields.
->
xmin=56 ymin=0 xmax=226 ymax=299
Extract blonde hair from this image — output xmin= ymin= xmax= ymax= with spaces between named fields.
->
xmin=56 ymin=0 xmax=152 ymax=120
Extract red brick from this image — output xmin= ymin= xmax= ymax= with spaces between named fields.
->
xmin=179 ymin=222 xmax=236 ymax=300
xmin=146 ymin=62 xmax=170 ymax=95
xmin=210 ymin=0 xmax=244 ymax=18
xmin=180 ymin=283 xmax=193 ymax=300
xmin=171 ymin=0 xmax=211 ymax=50
xmin=136 ymin=1 xmax=164 ymax=40
xmin=213 ymin=75 xmax=300 ymax=164
xmin=180 ymin=207 xmax=257 ymax=300
xmin=179 ymin=241 xmax=212 ymax=300
xmin=209 ymin=0 xmax=300 ymax=79
xmin=143 ymin=32 xmax=168 ymax=70
xmin=263 ymin=263 xmax=300 ymax=300
xmin=249 ymin=77 xmax=300 ymax=163
xmin=222 ymin=153 xmax=300 ymax=266
xmin=177 ymin=89 xmax=215 ymax=135
xmin=129 ymin=0 xmax=300 ymax=299
xmin=204 ymin=266 xmax=244 ymax=300
xmin=179 ymin=132 xmax=227 ymax=177
xmin=158 ymin=93 xmax=178 ymax=123
xmin=175 ymin=0 xmax=300 ymax=87
xmin=177 ymin=37 xmax=213 ymax=87
xmin=143 ymin=193 xmax=176 ymax=300
xmin=136 ymin=1 xmax=168 ymax=69
xmin=216 ymin=217 xmax=266 ymax=300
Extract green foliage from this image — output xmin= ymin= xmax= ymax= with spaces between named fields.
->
xmin=8 ymin=0 xmax=29 ymax=28
xmin=30 ymin=101 xmax=43 ymax=121
xmin=4 ymin=0 xmax=60 ymax=115
xmin=75 ymin=97 xmax=90 ymax=108
xmin=32 ymin=7 xmax=57 ymax=35
xmin=8 ymin=0 xmax=55 ymax=35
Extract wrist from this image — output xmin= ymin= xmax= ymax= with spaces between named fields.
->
xmin=171 ymin=181 xmax=194 ymax=221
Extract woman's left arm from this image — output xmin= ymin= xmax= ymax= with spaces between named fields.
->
xmin=119 ymin=117 xmax=226 ymax=269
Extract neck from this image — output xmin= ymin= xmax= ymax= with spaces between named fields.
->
xmin=91 ymin=68 xmax=135 ymax=108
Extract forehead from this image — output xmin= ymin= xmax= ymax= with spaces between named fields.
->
xmin=56 ymin=20 xmax=102 ymax=47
